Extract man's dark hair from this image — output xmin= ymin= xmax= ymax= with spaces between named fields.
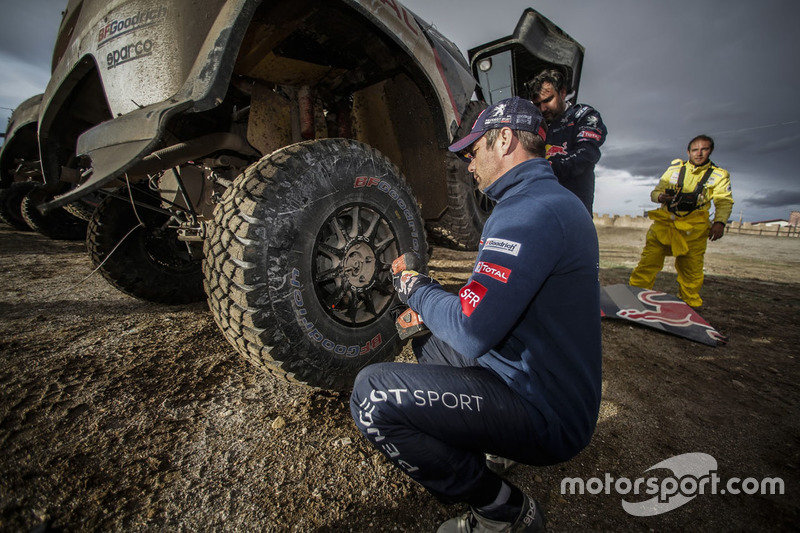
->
xmin=688 ymin=134 xmax=714 ymax=152
xmin=484 ymin=128 xmax=546 ymax=158
xmin=527 ymin=69 xmax=568 ymax=97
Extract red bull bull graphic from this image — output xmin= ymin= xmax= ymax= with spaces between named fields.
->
xmin=600 ymin=284 xmax=727 ymax=347
xmin=545 ymin=142 xmax=568 ymax=159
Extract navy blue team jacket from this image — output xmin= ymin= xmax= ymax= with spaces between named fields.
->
xmin=546 ymin=103 xmax=607 ymax=213
xmin=408 ymin=158 xmax=602 ymax=459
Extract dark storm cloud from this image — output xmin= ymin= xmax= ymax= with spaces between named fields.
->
xmin=2 ymin=0 xmax=799 ymax=221
xmin=0 ymin=2 xmax=63 ymax=67
xmin=744 ymin=190 xmax=800 ymax=209
xmin=599 ymin=156 xmax=667 ymax=180
xmin=598 ymin=143 xmax=680 ymax=179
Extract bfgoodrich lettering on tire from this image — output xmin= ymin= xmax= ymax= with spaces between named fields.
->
xmin=203 ymin=139 xmax=425 ymax=390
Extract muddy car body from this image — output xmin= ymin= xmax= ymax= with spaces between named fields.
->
xmin=1 ymin=94 xmax=43 ymax=189
xmin=0 ymin=95 xmax=43 ymax=230
xmin=37 ymin=0 xmax=584 ymax=389
xmin=0 ymin=94 xmax=90 ymax=239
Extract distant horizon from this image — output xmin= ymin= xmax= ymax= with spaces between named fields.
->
xmin=592 ymin=211 xmax=800 ymax=226
xmin=593 ymin=211 xmax=799 ymax=223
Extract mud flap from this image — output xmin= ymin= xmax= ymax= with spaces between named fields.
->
xmin=600 ymin=284 xmax=728 ymax=347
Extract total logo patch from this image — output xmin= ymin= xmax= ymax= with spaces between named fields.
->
xmin=474 ymin=261 xmax=511 ymax=283
xmin=460 ymin=281 xmax=487 ymax=317
xmin=578 ymin=130 xmax=602 ymax=141
xmin=482 ymin=238 xmax=522 ymax=256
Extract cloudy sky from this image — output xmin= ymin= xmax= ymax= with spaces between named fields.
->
xmin=2 ymin=0 xmax=799 ymax=222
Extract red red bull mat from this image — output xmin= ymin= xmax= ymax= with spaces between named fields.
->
xmin=600 ymin=285 xmax=728 ymax=347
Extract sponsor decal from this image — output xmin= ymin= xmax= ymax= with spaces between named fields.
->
xmin=578 ymin=130 xmax=603 ymax=141
xmin=460 ymin=281 xmax=487 ymax=316
xmin=516 ymin=114 xmax=533 ymax=125
xmin=98 ymin=7 xmax=168 ymax=46
xmin=546 ymin=142 xmax=568 ymax=158
xmin=378 ymin=0 xmax=419 ymax=36
xmin=474 ymin=261 xmax=511 ymax=283
xmin=485 ymin=117 xmax=512 ymax=125
xmin=602 ymin=286 xmax=727 ymax=345
xmin=489 ymin=103 xmax=507 ymax=117
xmin=369 ymin=388 xmax=484 ymax=411
xmin=354 ymin=386 xmax=486 ymax=476
xmin=618 ymin=291 xmax=709 ymax=327
xmin=482 ymin=238 xmax=522 ymax=256
xmin=106 ymin=39 xmax=154 ymax=69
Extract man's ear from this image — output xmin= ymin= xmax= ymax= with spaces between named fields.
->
xmin=499 ymin=127 xmax=515 ymax=155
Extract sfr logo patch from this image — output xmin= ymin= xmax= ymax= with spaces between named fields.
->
xmin=460 ymin=281 xmax=487 ymax=316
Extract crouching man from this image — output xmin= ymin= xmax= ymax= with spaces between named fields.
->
xmin=350 ymin=97 xmax=602 ymax=532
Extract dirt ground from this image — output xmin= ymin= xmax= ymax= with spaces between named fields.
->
xmin=0 ymin=224 xmax=798 ymax=532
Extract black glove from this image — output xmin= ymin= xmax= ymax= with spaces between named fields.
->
xmin=393 ymin=270 xmax=433 ymax=304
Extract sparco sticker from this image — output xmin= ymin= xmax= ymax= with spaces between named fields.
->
xmin=482 ymin=238 xmax=522 ymax=256
xmin=474 ymin=261 xmax=511 ymax=283
xmin=106 ymin=39 xmax=154 ymax=69
xmin=460 ymin=281 xmax=487 ymax=317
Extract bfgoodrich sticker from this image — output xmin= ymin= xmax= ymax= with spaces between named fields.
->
xmin=482 ymin=238 xmax=522 ymax=256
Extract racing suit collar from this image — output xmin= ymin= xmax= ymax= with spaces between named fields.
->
xmin=483 ymin=158 xmax=554 ymax=202
xmin=548 ymin=102 xmax=577 ymax=126
xmin=687 ymin=160 xmax=714 ymax=173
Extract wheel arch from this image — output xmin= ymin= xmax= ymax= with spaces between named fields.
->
xmin=234 ymin=0 xmax=477 ymax=220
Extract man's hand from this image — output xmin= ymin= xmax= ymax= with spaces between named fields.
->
xmin=709 ymin=222 xmax=725 ymax=241
xmin=391 ymin=252 xmax=423 ymax=275
xmin=657 ymin=192 xmax=676 ymax=204
xmin=393 ymin=270 xmax=432 ymax=304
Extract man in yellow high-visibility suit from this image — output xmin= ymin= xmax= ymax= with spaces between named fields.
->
xmin=629 ymin=135 xmax=734 ymax=308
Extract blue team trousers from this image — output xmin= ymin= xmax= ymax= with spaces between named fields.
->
xmin=349 ymin=334 xmax=558 ymax=504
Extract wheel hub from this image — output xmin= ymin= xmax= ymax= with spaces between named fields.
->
xmin=313 ymin=202 xmax=398 ymax=326
xmin=341 ymin=240 xmax=377 ymax=291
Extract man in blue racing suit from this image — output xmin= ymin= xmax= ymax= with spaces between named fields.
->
xmin=350 ymin=97 xmax=602 ymax=532
xmin=529 ymin=69 xmax=607 ymax=214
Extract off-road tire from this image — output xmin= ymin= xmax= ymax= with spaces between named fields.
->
xmin=87 ymin=186 xmax=205 ymax=304
xmin=204 ymin=139 xmax=426 ymax=390
xmin=427 ymin=100 xmax=494 ymax=250
xmin=63 ymin=195 xmax=100 ymax=222
xmin=0 ymin=182 xmax=36 ymax=231
xmin=21 ymin=186 xmax=88 ymax=241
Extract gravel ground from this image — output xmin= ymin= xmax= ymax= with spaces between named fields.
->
xmin=0 ymin=225 xmax=798 ymax=532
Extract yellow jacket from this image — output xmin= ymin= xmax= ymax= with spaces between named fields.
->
xmin=645 ymin=159 xmax=734 ymax=256
xmin=650 ymin=159 xmax=734 ymax=224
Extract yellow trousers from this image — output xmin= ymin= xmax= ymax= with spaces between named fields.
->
xmin=629 ymin=211 xmax=710 ymax=307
